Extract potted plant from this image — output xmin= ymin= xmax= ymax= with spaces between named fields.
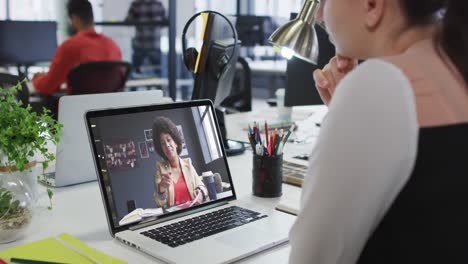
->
xmin=0 ymin=82 xmax=62 ymax=242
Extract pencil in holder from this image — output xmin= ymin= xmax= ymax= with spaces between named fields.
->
xmin=252 ymin=154 xmax=283 ymax=198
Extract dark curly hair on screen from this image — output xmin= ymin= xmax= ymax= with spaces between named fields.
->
xmin=152 ymin=116 xmax=183 ymax=160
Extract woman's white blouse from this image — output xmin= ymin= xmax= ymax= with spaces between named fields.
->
xmin=288 ymin=60 xmax=419 ymax=264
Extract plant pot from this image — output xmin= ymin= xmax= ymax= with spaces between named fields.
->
xmin=0 ymin=170 xmax=34 ymax=243
xmin=0 ymin=160 xmax=38 ymax=201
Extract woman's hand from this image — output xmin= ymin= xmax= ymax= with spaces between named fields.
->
xmin=159 ymin=171 xmax=172 ymax=193
xmin=313 ymin=55 xmax=358 ymax=105
xmin=193 ymin=189 xmax=204 ymax=205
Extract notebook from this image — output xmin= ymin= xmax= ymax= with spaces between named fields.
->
xmin=0 ymin=233 xmax=125 ymax=264
xmin=42 ymin=90 xmax=169 ymax=187
xmin=85 ymin=100 xmax=296 ymax=264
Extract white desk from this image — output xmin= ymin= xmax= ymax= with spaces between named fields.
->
xmin=125 ymin=78 xmax=193 ymax=88
xmin=246 ymin=60 xmax=288 ymax=98
xmin=0 ymin=105 xmax=327 ymax=263
xmin=247 ymin=60 xmax=287 ymax=75
xmin=225 ymin=105 xmax=327 ymax=167
xmin=26 ymin=78 xmax=193 ymax=95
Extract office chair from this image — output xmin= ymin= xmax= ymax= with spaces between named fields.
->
xmin=68 ymin=61 xmax=132 ymax=95
xmin=221 ymin=56 xmax=252 ymax=113
xmin=0 ymin=73 xmax=29 ymax=106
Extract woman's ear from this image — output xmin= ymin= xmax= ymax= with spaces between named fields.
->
xmin=316 ymin=0 xmax=324 ymax=22
xmin=363 ymin=0 xmax=384 ymax=29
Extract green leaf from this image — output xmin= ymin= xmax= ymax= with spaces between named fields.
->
xmin=0 ymin=83 xmax=63 ymax=210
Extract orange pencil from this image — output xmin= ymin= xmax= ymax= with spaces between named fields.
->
xmin=264 ymin=121 xmax=269 ymax=155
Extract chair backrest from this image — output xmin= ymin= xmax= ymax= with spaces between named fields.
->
xmin=0 ymin=73 xmax=29 ymax=106
xmin=221 ymin=56 xmax=252 ymax=113
xmin=68 ymin=61 xmax=132 ymax=95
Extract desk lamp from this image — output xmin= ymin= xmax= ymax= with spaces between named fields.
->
xmin=268 ymin=0 xmax=322 ymax=64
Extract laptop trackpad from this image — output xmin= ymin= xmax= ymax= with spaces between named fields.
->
xmin=215 ymin=227 xmax=277 ymax=250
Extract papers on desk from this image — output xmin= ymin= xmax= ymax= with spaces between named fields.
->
xmin=119 ymin=208 xmax=164 ymax=226
xmin=0 ymin=233 xmax=126 ymax=264
xmin=275 ymin=185 xmax=302 ymax=216
xmin=293 ymin=114 xmax=322 ymax=144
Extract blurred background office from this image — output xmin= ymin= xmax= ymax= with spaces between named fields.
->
xmin=0 ymin=0 xmax=331 ymax=111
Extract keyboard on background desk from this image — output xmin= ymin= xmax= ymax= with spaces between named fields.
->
xmin=282 ymin=160 xmax=308 ymax=187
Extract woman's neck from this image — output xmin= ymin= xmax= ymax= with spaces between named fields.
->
xmin=169 ymin=157 xmax=179 ymax=169
xmin=371 ymin=21 xmax=438 ymax=58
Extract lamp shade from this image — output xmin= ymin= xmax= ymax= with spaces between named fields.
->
xmin=268 ymin=0 xmax=321 ymax=64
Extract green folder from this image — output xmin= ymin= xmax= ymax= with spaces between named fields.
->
xmin=0 ymin=233 xmax=126 ymax=264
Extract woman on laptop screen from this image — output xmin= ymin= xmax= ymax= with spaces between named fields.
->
xmin=152 ymin=116 xmax=207 ymax=208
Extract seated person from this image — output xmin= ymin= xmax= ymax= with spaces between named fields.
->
xmin=32 ymin=0 xmax=122 ymax=95
xmin=153 ymin=116 xmax=207 ymax=208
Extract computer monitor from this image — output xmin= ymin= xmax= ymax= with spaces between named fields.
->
xmin=284 ymin=13 xmax=335 ymax=107
xmin=190 ymin=12 xmax=243 ymax=155
xmin=0 ymin=21 xmax=57 ymax=65
xmin=191 ymin=13 xmax=238 ymax=105
xmin=235 ymin=15 xmax=274 ymax=47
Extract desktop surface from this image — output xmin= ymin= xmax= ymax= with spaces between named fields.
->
xmin=2 ymin=155 xmax=296 ymax=263
xmin=0 ymin=105 xmax=326 ymax=263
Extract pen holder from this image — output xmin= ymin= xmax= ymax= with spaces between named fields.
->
xmin=252 ymin=154 xmax=283 ymax=198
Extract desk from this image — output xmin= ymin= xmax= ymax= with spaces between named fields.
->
xmin=246 ymin=60 xmax=287 ymax=98
xmin=226 ymin=105 xmax=327 ymax=167
xmin=26 ymin=78 xmax=193 ymax=96
xmin=0 ymin=105 xmax=327 ymax=263
xmin=247 ymin=60 xmax=287 ymax=75
xmin=125 ymin=78 xmax=193 ymax=96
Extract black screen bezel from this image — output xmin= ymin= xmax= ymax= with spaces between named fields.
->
xmin=85 ymin=99 xmax=237 ymax=235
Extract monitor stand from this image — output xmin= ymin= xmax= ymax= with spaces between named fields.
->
xmin=216 ymin=107 xmax=245 ymax=156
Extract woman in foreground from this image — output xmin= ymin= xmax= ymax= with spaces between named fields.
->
xmin=289 ymin=0 xmax=468 ymax=263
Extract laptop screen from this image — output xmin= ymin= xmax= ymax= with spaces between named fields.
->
xmin=86 ymin=100 xmax=236 ymax=233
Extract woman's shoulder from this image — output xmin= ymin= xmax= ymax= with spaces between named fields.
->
xmin=340 ymin=59 xmax=412 ymax=95
xmin=156 ymin=159 xmax=168 ymax=167
xmin=180 ymin=157 xmax=193 ymax=166
xmin=332 ymin=59 xmax=416 ymax=117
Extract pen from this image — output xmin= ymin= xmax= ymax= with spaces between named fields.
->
xmin=274 ymin=129 xmax=284 ymax=155
xmin=9 ymin=258 xmax=67 ymax=264
xmin=264 ymin=121 xmax=269 ymax=155
xmin=247 ymin=133 xmax=255 ymax=151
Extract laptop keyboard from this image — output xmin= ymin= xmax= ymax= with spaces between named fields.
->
xmin=140 ymin=206 xmax=267 ymax=248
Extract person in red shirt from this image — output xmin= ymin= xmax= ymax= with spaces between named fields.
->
xmin=32 ymin=0 xmax=122 ymax=95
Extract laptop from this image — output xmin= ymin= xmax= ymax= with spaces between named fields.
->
xmin=43 ymin=90 xmax=168 ymax=187
xmin=85 ymin=100 xmax=296 ymax=264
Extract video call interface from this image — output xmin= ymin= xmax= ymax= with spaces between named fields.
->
xmin=88 ymin=105 xmax=233 ymax=228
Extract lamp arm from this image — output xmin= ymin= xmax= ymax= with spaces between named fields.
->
xmin=298 ymin=0 xmax=321 ymax=25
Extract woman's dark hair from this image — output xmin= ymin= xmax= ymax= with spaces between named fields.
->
xmin=67 ymin=0 xmax=94 ymax=25
xmin=152 ymin=116 xmax=183 ymax=160
xmin=400 ymin=0 xmax=468 ymax=86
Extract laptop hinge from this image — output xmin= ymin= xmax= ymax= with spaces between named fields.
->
xmin=129 ymin=201 xmax=229 ymax=231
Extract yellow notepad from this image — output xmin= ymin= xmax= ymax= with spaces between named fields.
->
xmin=0 ymin=233 xmax=126 ymax=264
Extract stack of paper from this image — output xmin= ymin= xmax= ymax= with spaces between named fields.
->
xmin=0 ymin=233 xmax=126 ymax=264
xmin=275 ymin=185 xmax=301 ymax=215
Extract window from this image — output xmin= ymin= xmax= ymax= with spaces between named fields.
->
xmin=253 ymin=0 xmax=303 ymax=18
xmin=195 ymin=0 xmax=236 ymax=14
xmin=0 ymin=0 xmax=6 ymax=20
xmin=9 ymin=0 xmax=56 ymax=20
xmin=197 ymin=106 xmax=222 ymax=162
